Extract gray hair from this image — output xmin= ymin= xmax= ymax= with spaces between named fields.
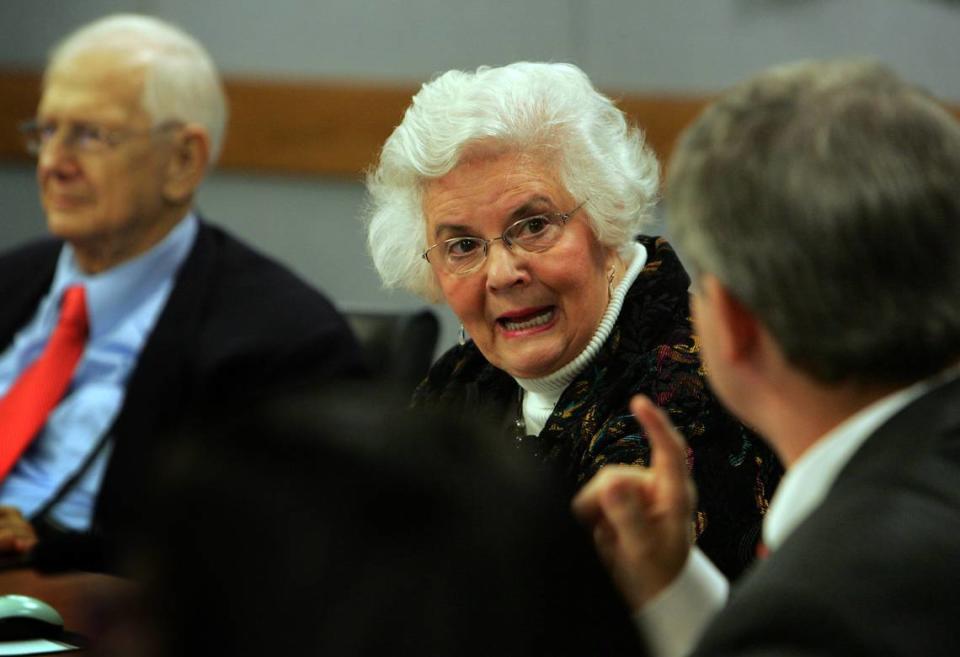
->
xmin=365 ymin=62 xmax=660 ymax=301
xmin=667 ymin=58 xmax=960 ymax=385
xmin=47 ymin=13 xmax=229 ymax=163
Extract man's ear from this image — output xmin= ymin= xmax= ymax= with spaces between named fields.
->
xmin=700 ymin=274 xmax=760 ymax=365
xmin=162 ymin=125 xmax=210 ymax=204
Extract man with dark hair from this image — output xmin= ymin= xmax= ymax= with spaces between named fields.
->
xmin=574 ymin=59 xmax=960 ymax=656
xmin=0 ymin=14 xmax=363 ymax=571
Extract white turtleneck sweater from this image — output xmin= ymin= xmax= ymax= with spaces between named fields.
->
xmin=514 ymin=242 xmax=648 ymax=436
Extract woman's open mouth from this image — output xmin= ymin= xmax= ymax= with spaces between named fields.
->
xmin=497 ymin=307 xmax=555 ymax=332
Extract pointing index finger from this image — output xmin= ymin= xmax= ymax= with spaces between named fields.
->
xmin=629 ymin=395 xmax=690 ymax=501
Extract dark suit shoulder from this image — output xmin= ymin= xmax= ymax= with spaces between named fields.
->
xmin=191 ymin=222 xmax=349 ymax=336
xmin=701 ymin=481 xmax=960 ymax=656
xmin=697 ymin=380 xmax=960 ymax=657
xmin=151 ymin=220 xmax=366 ymax=394
xmin=0 ymin=237 xmax=62 ymax=267
xmin=0 ymin=238 xmax=62 ymax=349
xmin=0 ymin=238 xmax=61 ymax=293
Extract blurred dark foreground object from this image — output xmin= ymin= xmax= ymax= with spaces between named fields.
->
xmin=113 ymin=383 xmax=645 ymax=657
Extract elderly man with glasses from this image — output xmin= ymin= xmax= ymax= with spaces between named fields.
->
xmin=0 ymin=13 xmax=364 ymax=572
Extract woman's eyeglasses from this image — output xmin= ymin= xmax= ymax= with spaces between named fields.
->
xmin=422 ymin=200 xmax=587 ymax=276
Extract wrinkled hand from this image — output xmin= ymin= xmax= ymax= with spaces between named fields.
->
xmin=0 ymin=506 xmax=38 ymax=554
xmin=572 ymin=395 xmax=697 ymax=610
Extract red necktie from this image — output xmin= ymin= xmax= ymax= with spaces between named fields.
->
xmin=0 ymin=285 xmax=89 ymax=482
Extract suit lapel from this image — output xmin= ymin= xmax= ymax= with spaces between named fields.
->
xmin=0 ymin=240 xmax=61 ymax=350
xmin=92 ymin=222 xmax=218 ymax=528
xmin=829 ymin=374 xmax=960 ymax=489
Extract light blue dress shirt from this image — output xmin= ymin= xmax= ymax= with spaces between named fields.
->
xmin=0 ymin=214 xmax=198 ymax=530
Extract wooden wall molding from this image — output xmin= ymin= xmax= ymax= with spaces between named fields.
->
xmin=1 ymin=70 xmax=43 ymax=165
xmin=2 ymin=68 xmax=958 ymax=180
xmin=0 ymin=68 xmax=709 ymax=178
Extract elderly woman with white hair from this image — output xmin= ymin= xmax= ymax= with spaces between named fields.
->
xmin=364 ymin=62 xmax=781 ymax=578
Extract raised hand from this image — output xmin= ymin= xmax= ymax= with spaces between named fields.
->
xmin=572 ymin=395 xmax=697 ymax=609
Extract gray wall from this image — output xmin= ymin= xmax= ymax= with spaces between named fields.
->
xmin=3 ymin=0 xmax=959 ymax=353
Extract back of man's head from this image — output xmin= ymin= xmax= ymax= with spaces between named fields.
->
xmin=667 ymin=58 xmax=960 ymax=386
xmin=47 ymin=13 xmax=228 ymax=163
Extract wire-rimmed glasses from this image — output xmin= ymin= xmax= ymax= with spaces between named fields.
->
xmin=18 ymin=118 xmax=182 ymax=156
xmin=422 ymin=200 xmax=587 ymax=276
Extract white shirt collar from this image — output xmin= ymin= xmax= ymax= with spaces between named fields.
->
xmin=51 ymin=214 xmax=198 ymax=339
xmin=762 ymin=372 xmax=950 ymax=550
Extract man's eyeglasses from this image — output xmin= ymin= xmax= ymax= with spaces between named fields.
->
xmin=422 ymin=200 xmax=587 ymax=276
xmin=18 ymin=119 xmax=182 ymax=156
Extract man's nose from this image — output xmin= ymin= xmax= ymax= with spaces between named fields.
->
xmin=37 ymin=131 xmax=77 ymax=172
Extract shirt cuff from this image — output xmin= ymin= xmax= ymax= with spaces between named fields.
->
xmin=634 ymin=547 xmax=729 ymax=657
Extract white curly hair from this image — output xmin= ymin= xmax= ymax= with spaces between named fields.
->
xmin=47 ymin=13 xmax=228 ymax=163
xmin=364 ymin=62 xmax=660 ymax=301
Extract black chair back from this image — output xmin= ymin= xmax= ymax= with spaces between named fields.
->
xmin=344 ymin=308 xmax=439 ymax=391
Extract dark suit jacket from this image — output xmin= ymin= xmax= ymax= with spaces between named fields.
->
xmin=694 ymin=375 xmax=960 ymax=657
xmin=0 ymin=221 xmax=365 ymax=569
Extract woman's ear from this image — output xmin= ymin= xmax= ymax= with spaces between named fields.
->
xmin=163 ymin=125 xmax=210 ymax=204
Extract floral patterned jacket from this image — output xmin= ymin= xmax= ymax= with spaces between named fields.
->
xmin=414 ymin=236 xmax=782 ymax=579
